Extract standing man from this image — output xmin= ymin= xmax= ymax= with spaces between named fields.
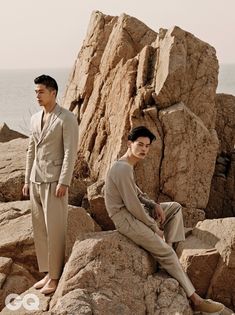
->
xmin=22 ymin=75 xmax=78 ymax=294
xmin=104 ymin=126 xmax=224 ymax=314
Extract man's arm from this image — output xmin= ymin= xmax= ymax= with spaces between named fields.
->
xmin=113 ymin=165 xmax=160 ymax=233
xmin=23 ymin=120 xmax=35 ymax=196
xmin=58 ymin=112 xmax=78 ymax=187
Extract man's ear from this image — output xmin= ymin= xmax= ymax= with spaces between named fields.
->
xmin=127 ymin=140 xmax=132 ymax=148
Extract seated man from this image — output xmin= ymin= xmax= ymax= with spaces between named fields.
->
xmin=104 ymin=125 xmax=224 ymax=314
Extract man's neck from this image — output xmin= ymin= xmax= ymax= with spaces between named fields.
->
xmin=120 ymin=151 xmax=139 ymax=166
xmin=43 ymin=101 xmax=57 ymax=114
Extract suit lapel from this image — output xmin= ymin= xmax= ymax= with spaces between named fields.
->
xmin=37 ymin=104 xmax=62 ymax=145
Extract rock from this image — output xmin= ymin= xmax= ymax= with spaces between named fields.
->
xmin=50 ymin=231 xmax=192 ymax=315
xmin=177 ymin=218 xmax=235 ymax=310
xmin=87 ymin=180 xmax=115 ymax=230
xmin=153 ymin=26 xmax=218 ymax=130
xmin=206 ymin=94 xmax=235 ymax=218
xmin=159 ymin=102 xmax=219 ymax=208
xmin=1 ymin=287 xmax=51 ymax=314
xmin=0 ymin=201 xmax=39 ymax=311
xmin=0 ymin=123 xmax=27 ymax=143
xmin=0 ymin=138 xmax=28 ymax=202
xmin=182 ymin=207 xmax=205 ymax=228
xmin=66 ymin=205 xmax=101 ymax=259
xmin=63 ymin=11 xmax=219 ymax=209
xmin=214 ymin=94 xmax=235 ymax=155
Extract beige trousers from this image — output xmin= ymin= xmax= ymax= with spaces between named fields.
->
xmin=111 ymin=202 xmax=195 ymax=297
xmin=30 ymin=182 xmax=68 ymax=279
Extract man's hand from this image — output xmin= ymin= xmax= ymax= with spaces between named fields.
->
xmin=155 ymin=204 xmax=166 ymax=225
xmin=55 ymin=184 xmax=68 ymax=198
xmin=22 ymin=183 xmax=30 ymax=197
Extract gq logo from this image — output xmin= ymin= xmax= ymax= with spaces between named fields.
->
xmin=5 ymin=293 xmax=40 ymax=311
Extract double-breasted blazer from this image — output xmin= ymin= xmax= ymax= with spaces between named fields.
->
xmin=25 ymin=104 xmax=78 ymax=186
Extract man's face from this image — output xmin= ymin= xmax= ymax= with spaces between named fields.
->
xmin=128 ymin=136 xmax=151 ymax=160
xmin=35 ymin=84 xmax=56 ymax=106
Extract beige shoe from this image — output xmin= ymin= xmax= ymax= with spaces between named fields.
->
xmin=194 ymin=299 xmax=224 ymax=313
xmin=33 ymin=274 xmax=49 ymax=289
xmin=40 ymin=279 xmax=58 ymax=295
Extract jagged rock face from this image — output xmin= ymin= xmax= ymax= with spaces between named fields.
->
xmin=206 ymin=94 xmax=235 ymax=218
xmin=50 ymin=231 xmax=193 ymax=315
xmin=0 ymin=123 xmax=27 ymax=143
xmin=0 ymin=201 xmax=99 ymax=312
xmin=177 ymin=218 xmax=235 ymax=311
xmin=0 ymin=138 xmax=28 ymax=202
xmin=0 ymin=201 xmax=38 ymax=311
xmin=63 ymin=11 xmax=219 ymax=213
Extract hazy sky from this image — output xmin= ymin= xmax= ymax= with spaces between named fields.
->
xmin=1 ymin=0 xmax=234 ymax=69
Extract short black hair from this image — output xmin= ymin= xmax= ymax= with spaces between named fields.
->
xmin=128 ymin=126 xmax=156 ymax=143
xmin=34 ymin=74 xmax=58 ymax=96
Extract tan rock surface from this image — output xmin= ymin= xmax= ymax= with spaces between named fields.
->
xmin=66 ymin=205 xmax=101 ymax=259
xmin=63 ymin=12 xmax=219 ymax=210
xmin=182 ymin=207 xmax=205 ymax=228
xmin=0 ymin=123 xmax=27 ymax=143
xmin=206 ymin=94 xmax=235 ymax=218
xmin=50 ymin=231 xmax=192 ymax=315
xmin=159 ymin=102 xmax=219 ymax=208
xmin=87 ymin=180 xmax=115 ymax=230
xmin=153 ymin=26 xmax=218 ymax=130
xmin=0 ymin=138 xmax=28 ymax=202
xmin=177 ymin=218 xmax=235 ymax=310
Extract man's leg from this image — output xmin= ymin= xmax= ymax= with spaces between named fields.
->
xmin=30 ymin=182 xmax=49 ymax=272
xmin=40 ymin=182 xmax=68 ymax=280
xmin=30 ymin=182 xmax=50 ymax=289
xmin=113 ymin=208 xmax=195 ymax=297
xmin=160 ymin=202 xmax=185 ymax=244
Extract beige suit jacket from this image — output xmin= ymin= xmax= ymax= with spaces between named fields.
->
xmin=25 ymin=104 xmax=78 ymax=186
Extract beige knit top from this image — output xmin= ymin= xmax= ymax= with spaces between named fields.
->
xmin=104 ymin=160 xmax=158 ymax=232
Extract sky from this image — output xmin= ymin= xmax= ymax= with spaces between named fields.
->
xmin=1 ymin=0 xmax=235 ymax=69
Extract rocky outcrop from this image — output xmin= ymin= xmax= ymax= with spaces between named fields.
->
xmin=0 ymin=201 xmax=99 ymax=311
xmin=0 ymin=138 xmax=28 ymax=202
xmin=0 ymin=201 xmax=38 ymax=310
xmin=50 ymin=231 xmax=192 ymax=315
xmin=206 ymin=94 xmax=235 ymax=218
xmin=63 ymin=11 xmax=219 ymax=221
xmin=177 ymin=218 xmax=235 ymax=310
xmin=0 ymin=123 xmax=27 ymax=143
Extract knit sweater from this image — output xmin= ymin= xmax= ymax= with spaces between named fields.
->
xmin=104 ymin=160 xmax=158 ymax=232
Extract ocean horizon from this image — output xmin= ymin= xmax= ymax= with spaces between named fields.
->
xmin=0 ymin=64 xmax=234 ymax=136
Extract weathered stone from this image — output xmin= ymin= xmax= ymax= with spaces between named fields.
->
xmin=159 ymin=102 xmax=219 ymax=208
xmin=0 ymin=123 xmax=27 ymax=143
xmin=153 ymin=26 xmax=218 ymax=130
xmin=177 ymin=218 xmax=235 ymax=310
xmin=215 ymin=94 xmax=235 ymax=154
xmin=182 ymin=207 xmax=205 ymax=228
xmin=206 ymin=94 xmax=235 ymax=219
xmin=0 ymin=138 xmax=28 ymax=202
xmin=50 ymin=231 xmax=192 ymax=315
xmin=87 ymin=180 xmax=115 ymax=230
xmin=66 ymin=205 xmax=100 ymax=259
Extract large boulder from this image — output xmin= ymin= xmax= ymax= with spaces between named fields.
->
xmin=0 ymin=201 xmax=99 ymax=311
xmin=0 ymin=201 xmax=38 ymax=311
xmin=0 ymin=123 xmax=27 ymax=143
xmin=177 ymin=218 xmax=235 ymax=310
xmin=206 ymin=94 xmax=235 ymax=218
xmin=63 ymin=11 xmax=219 ymax=212
xmin=0 ymin=138 xmax=28 ymax=202
xmin=50 ymin=231 xmax=192 ymax=315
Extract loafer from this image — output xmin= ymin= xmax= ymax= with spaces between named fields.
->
xmin=194 ymin=299 xmax=224 ymax=313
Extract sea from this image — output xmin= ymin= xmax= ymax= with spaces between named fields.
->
xmin=0 ymin=64 xmax=235 ymax=136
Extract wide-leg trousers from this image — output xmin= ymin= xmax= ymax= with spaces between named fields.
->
xmin=30 ymin=182 xmax=68 ymax=279
xmin=111 ymin=202 xmax=195 ymax=297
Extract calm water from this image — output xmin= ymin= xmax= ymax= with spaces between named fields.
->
xmin=0 ymin=65 xmax=234 ymax=135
